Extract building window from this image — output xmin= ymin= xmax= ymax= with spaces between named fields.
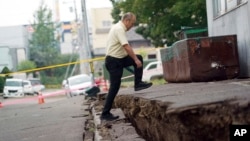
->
xmin=148 ymin=54 xmax=156 ymax=59
xmin=213 ymin=0 xmax=248 ymax=17
xmin=102 ymin=21 xmax=111 ymax=28
xmin=69 ymin=6 xmax=73 ymax=13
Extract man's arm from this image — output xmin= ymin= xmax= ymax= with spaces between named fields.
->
xmin=123 ymin=44 xmax=142 ymax=68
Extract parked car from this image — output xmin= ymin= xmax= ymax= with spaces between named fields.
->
xmin=3 ymin=78 xmax=25 ymax=98
xmin=23 ymin=80 xmax=35 ymax=95
xmin=64 ymin=74 xmax=93 ymax=97
xmin=142 ymin=61 xmax=163 ymax=81
xmin=28 ymin=78 xmax=45 ymax=93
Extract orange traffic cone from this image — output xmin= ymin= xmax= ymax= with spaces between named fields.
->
xmin=0 ymin=102 xmax=3 ymax=108
xmin=38 ymin=92 xmax=45 ymax=104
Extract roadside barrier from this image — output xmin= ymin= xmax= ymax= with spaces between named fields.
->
xmin=1 ymin=90 xmax=66 ymax=107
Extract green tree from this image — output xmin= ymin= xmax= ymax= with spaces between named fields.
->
xmin=1 ymin=67 xmax=12 ymax=78
xmin=110 ymin=0 xmax=207 ymax=46
xmin=17 ymin=60 xmax=37 ymax=78
xmin=39 ymin=53 xmax=79 ymax=86
xmin=29 ymin=1 xmax=60 ymax=77
xmin=0 ymin=67 xmax=12 ymax=92
xmin=0 ymin=76 xmax=4 ymax=93
xmin=53 ymin=54 xmax=79 ymax=81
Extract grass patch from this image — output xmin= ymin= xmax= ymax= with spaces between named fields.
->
xmin=121 ymin=78 xmax=167 ymax=88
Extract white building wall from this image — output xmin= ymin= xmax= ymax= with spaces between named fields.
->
xmin=91 ymin=8 xmax=113 ymax=55
xmin=0 ymin=47 xmax=13 ymax=71
xmin=206 ymin=0 xmax=250 ymax=77
xmin=60 ymin=33 xmax=76 ymax=54
xmin=0 ymin=25 xmax=29 ymax=71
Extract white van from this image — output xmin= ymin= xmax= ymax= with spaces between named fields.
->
xmin=3 ymin=78 xmax=26 ymax=98
xmin=142 ymin=61 xmax=163 ymax=81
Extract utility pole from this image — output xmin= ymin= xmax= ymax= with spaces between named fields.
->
xmin=79 ymin=0 xmax=93 ymax=79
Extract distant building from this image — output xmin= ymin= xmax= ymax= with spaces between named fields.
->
xmin=55 ymin=0 xmax=83 ymax=55
xmin=59 ymin=6 xmax=153 ymax=58
xmin=126 ymin=27 xmax=151 ymax=48
xmin=176 ymin=27 xmax=208 ymax=40
xmin=90 ymin=7 xmax=113 ymax=56
xmin=0 ymin=26 xmax=29 ymax=72
xmin=91 ymin=7 xmax=152 ymax=57
xmin=206 ymin=0 xmax=250 ymax=77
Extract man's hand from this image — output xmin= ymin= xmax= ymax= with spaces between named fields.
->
xmin=123 ymin=44 xmax=142 ymax=68
xmin=135 ymin=59 xmax=142 ymax=68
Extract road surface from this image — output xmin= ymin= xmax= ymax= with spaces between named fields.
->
xmin=0 ymin=89 xmax=88 ymax=141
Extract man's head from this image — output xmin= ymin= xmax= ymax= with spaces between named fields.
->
xmin=121 ymin=12 xmax=136 ymax=31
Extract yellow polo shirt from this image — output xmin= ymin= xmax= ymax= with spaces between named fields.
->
xmin=106 ymin=21 xmax=128 ymax=58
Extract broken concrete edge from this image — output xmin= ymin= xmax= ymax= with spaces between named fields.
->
xmin=82 ymin=97 xmax=98 ymax=141
xmin=84 ymin=93 xmax=145 ymax=141
xmin=91 ymin=102 xmax=103 ymax=141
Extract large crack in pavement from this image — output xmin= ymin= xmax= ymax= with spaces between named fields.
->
xmin=114 ymin=95 xmax=250 ymax=141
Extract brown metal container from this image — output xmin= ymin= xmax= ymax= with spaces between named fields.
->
xmin=160 ymin=35 xmax=240 ymax=82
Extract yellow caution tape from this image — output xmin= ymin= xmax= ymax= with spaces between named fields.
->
xmin=0 ymin=57 xmax=105 ymax=77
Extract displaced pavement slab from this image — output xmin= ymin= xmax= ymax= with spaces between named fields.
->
xmin=118 ymin=78 xmax=250 ymax=109
xmin=114 ymin=78 xmax=250 ymax=141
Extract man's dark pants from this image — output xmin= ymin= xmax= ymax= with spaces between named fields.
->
xmin=101 ymin=55 xmax=143 ymax=115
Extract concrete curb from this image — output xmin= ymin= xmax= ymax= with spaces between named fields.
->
xmin=86 ymin=96 xmax=145 ymax=141
xmin=90 ymin=102 xmax=103 ymax=141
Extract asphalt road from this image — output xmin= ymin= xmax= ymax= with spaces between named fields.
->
xmin=0 ymin=90 xmax=88 ymax=141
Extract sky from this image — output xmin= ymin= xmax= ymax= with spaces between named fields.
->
xmin=0 ymin=0 xmax=112 ymax=27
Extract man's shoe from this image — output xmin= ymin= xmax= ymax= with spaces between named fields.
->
xmin=134 ymin=81 xmax=153 ymax=91
xmin=100 ymin=113 xmax=119 ymax=121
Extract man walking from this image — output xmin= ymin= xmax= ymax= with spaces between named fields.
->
xmin=100 ymin=12 xmax=152 ymax=121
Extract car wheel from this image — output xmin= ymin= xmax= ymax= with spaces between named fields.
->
xmin=21 ymin=93 xmax=25 ymax=97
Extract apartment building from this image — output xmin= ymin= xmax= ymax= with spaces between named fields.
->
xmin=91 ymin=7 xmax=153 ymax=58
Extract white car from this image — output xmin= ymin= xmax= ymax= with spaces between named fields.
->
xmin=142 ymin=61 xmax=163 ymax=81
xmin=3 ymin=78 xmax=25 ymax=98
xmin=64 ymin=74 xmax=93 ymax=97
xmin=23 ymin=80 xmax=35 ymax=95
xmin=28 ymin=79 xmax=45 ymax=93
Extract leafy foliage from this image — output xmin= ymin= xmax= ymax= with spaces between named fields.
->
xmin=110 ymin=0 xmax=207 ymax=46
xmin=29 ymin=1 xmax=60 ymax=77
xmin=0 ymin=76 xmax=4 ymax=93
xmin=0 ymin=67 xmax=12 ymax=92
xmin=1 ymin=67 xmax=12 ymax=77
xmin=27 ymin=1 xmax=79 ymax=86
xmin=17 ymin=60 xmax=37 ymax=78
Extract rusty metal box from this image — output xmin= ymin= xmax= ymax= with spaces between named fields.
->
xmin=160 ymin=35 xmax=240 ymax=82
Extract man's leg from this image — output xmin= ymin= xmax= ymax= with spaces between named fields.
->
xmin=123 ymin=55 xmax=152 ymax=91
xmin=101 ymin=56 xmax=123 ymax=120
xmin=123 ymin=55 xmax=143 ymax=85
